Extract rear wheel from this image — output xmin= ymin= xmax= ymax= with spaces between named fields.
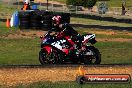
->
xmin=83 ymin=46 xmax=101 ymax=64
xmin=39 ymin=49 xmax=59 ymax=65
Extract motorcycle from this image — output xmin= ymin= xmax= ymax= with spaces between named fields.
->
xmin=39 ymin=29 xmax=101 ymax=65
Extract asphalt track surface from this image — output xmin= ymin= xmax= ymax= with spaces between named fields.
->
xmin=0 ymin=64 xmax=132 ymax=86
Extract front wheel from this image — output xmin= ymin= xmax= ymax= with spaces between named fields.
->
xmin=39 ymin=49 xmax=59 ymax=65
xmin=83 ymin=46 xmax=101 ymax=64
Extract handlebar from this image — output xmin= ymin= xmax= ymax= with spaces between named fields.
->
xmin=43 ymin=28 xmax=66 ymax=38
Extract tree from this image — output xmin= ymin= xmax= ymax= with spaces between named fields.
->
xmin=84 ymin=0 xmax=97 ymax=8
xmin=66 ymin=0 xmax=97 ymax=7
xmin=66 ymin=0 xmax=76 ymax=6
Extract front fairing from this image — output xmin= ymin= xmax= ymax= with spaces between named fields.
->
xmin=41 ymin=35 xmax=55 ymax=45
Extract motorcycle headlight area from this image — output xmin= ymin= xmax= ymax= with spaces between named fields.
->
xmin=42 ymin=38 xmax=48 ymax=43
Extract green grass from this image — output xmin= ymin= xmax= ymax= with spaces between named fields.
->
xmin=71 ymin=17 xmax=132 ymax=27
xmin=49 ymin=0 xmax=66 ymax=3
xmin=0 ymin=35 xmax=131 ymax=65
xmin=0 ymin=2 xmax=18 ymax=19
xmin=0 ymin=22 xmax=19 ymax=36
xmin=95 ymin=42 xmax=132 ymax=64
xmin=96 ymin=34 xmax=132 ymax=39
xmin=106 ymin=0 xmax=132 ymax=7
xmin=0 ymin=38 xmax=40 ymax=65
xmin=8 ymin=81 xmax=132 ymax=88
xmin=76 ymin=28 xmax=132 ymax=39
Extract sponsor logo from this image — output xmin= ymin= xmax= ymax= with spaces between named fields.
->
xmin=76 ymin=66 xmax=131 ymax=84
xmin=84 ymin=74 xmax=131 ymax=83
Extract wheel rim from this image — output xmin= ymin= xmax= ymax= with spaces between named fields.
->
xmin=88 ymin=55 xmax=97 ymax=64
xmin=47 ymin=52 xmax=57 ymax=64
xmin=40 ymin=50 xmax=58 ymax=64
xmin=84 ymin=50 xmax=97 ymax=64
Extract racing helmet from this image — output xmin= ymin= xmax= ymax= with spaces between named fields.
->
xmin=24 ymin=0 xmax=30 ymax=4
xmin=52 ymin=15 xmax=62 ymax=25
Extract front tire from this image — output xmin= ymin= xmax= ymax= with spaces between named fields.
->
xmin=39 ymin=50 xmax=47 ymax=65
xmin=39 ymin=49 xmax=59 ymax=65
xmin=83 ymin=46 xmax=101 ymax=64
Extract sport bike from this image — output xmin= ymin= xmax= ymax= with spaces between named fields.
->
xmin=39 ymin=29 xmax=101 ymax=64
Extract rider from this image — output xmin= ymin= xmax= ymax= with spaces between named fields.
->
xmin=22 ymin=0 xmax=31 ymax=10
xmin=51 ymin=15 xmax=82 ymax=49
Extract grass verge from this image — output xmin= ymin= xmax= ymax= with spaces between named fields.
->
xmin=0 ymin=37 xmax=131 ymax=65
xmin=0 ymin=38 xmax=40 ymax=65
xmin=8 ymin=81 xmax=132 ymax=88
xmin=49 ymin=0 xmax=66 ymax=4
xmin=71 ymin=17 xmax=132 ymax=27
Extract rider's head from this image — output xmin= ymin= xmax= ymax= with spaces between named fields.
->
xmin=24 ymin=0 xmax=30 ymax=4
xmin=52 ymin=15 xmax=62 ymax=25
